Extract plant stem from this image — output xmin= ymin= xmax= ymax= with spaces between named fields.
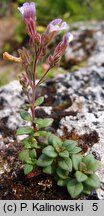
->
xmin=36 ymin=66 xmax=52 ymax=88
xmin=31 ymin=47 xmax=42 ymax=128
xmin=25 ymin=66 xmax=33 ymax=88
xmin=31 ymin=55 xmax=38 ymax=129
xmin=29 ymin=46 xmax=42 ymax=130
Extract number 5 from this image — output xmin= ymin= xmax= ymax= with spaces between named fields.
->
xmin=92 ymin=203 xmax=98 ymax=211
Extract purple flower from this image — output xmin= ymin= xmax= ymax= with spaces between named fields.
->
xmin=18 ymin=2 xmax=36 ymax=20
xmin=63 ymin=32 xmax=73 ymax=46
xmin=18 ymin=2 xmax=36 ymax=38
xmin=42 ymin=19 xmax=69 ymax=46
xmin=48 ymin=32 xmax=73 ymax=67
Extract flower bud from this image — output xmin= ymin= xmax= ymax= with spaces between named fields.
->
xmin=18 ymin=73 xmax=29 ymax=88
xmin=34 ymin=32 xmax=41 ymax=45
xmin=18 ymin=47 xmax=30 ymax=66
xmin=48 ymin=32 xmax=73 ymax=67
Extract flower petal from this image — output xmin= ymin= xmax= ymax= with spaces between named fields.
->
xmin=63 ymin=32 xmax=73 ymax=45
xmin=50 ymin=18 xmax=62 ymax=25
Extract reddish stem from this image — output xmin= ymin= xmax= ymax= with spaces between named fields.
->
xmin=36 ymin=66 xmax=52 ymax=88
xmin=31 ymin=55 xmax=38 ymax=129
xmin=31 ymin=47 xmax=42 ymax=130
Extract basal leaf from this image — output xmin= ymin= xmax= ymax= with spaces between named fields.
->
xmin=82 ymin=154 xmax=100 ymax=172
xmin=75 ymin=171 xmax=88 ymax=182
xmin=72 ymin=154 xmax=82 ymax=170
xmin=63 ymin=140 xmax=77 ymax=151
xmin=69 ymin=147 xmax=81 ymax=154
xmin=57 ymin=178 xmax=70 ymax=187
xmin=43 ymin=165 xmax=55 ymax=174
xmin=22 ymin=137 xmax=37 ymax=149
xmin=82 ymin=154 xmax=94 ymax=164
xmin=83 ymin=184 xmax=92 ymax=195
xmin=23 ymin=164 xmax=33 ymax=175
xmin=59 ymin=150 xmax=69 ymax=158
xmin=58 ymin=158 xmax=72 ymax=172
xmin=16 ymin=127 xmax=33 ymax=135
xmin=19 ymin=149 xmax=29 ymax=161
xmin=29 ymin=149 xmax=37 ymax=158
xmin=37 ymin=154 xmax=53 ymax=167
xmin=56 ymin=167 xmax=69 ymax=179
xmin=48 ymin=134 xmax=62 ymax=152
xmin=67 ymin=179 xmax=83 ymax=198
xmin=79 ymin=162 xmax=87 ymax=172
xmin=85 ymin=174 xmax=100 ymax=188
xmin=42 ymin=146 xmax=57 ymax=158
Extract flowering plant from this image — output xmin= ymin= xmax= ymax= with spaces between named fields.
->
xmin=3 ymin=2 xmax=100 ymax=199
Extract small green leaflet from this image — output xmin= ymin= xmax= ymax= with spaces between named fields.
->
xmin=75 ymin=171 xmax=88 ymax=182
xmin=35 ymin=96 xmax=44 ymax=106
xmin=16 ymin=127 xmax=33 ymax=135
xmin=36 ymin=118 xmax=53 ymax=128
xmin=23 ymin=164 xmax=33 ymax=175
xmin=20 ymin=110 xmax=32 ymax=121
xmin=58 ymin=158 xmax=72 ymax=172
xmin=42 ymin=146 xmax=57 ymax=158
xmin=37 ymin=154 xmax=53 ymax=167
xmin=67 ymin=179 xmax=83 ymax=198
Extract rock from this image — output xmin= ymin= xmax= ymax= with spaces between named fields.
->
xmin=0 ymin=80 xmax=26 ymax=138
xmin=64 ymin=21 xmax=104 ymax=69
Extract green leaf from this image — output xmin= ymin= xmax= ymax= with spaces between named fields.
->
xmin=22 ymin=137 xmax=37 ymax=149
xmin=59 ymin=150 xmax=69 ymax=158
xmin=48 ymin=134 xmax=62 ymax=152
xmin=85 ymin=174 xmax=100 ymax=188
xmin=43 ymin=165 xmax=55 ymax=174
xmin=36 ymin=118 xmax=53 ymax=128
xmin=37 ymin=154 xmax=53 ymax=167
xmin=16 ymin=127 xmax=33 ymax=135
xmin=72 ymin=154 xmax=82 ymax=170
xmin=25 ymin=157 xmax=33 ymax=164
xmin=42 ymin=146 xmax=57 ymax=158
xmin=82 ymin=154 xmax=94 ymax=165
xmin=34 ymin=132 xmax=40 ymax=137
xmin=56 ymin=167 xmax=69 ymax=179
xmin=29 ymin=149 xmax=37 ymax=158
xmin=63 ymin=140 xmax=77 ymax=151
xmin=57 ymin=178 xmax=70 ymax=187
xmin=23 ymin=164 xmax=33 ymax=175
xmin=58 ymin=158 xmax=72 ymax=172
xmin=48 ymin=134 xmax=62 ymax=145
xmin=19 ymin=149 xmax=29 ymax=161
xmin=75 ymin=171 xmax=88 ymax=182
xmin=34 ymin=131 xmax=51 ymax=137
xmin=35 ymin=96 xmax=44 ymax=106
xmin=82 ymin=154 xmax=100 ymax=172
xmin=20 ymin=110 xmax=32 ymax=121
xmin=83 ymin=184 xmax=92 ymax=195
xmin=69 ymin=147 xmax=81 ymax=154
xmin=79 ymin=162 xmax=87 ymax=172
xmin=67 ymin=179 xmax=83 ymax=198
